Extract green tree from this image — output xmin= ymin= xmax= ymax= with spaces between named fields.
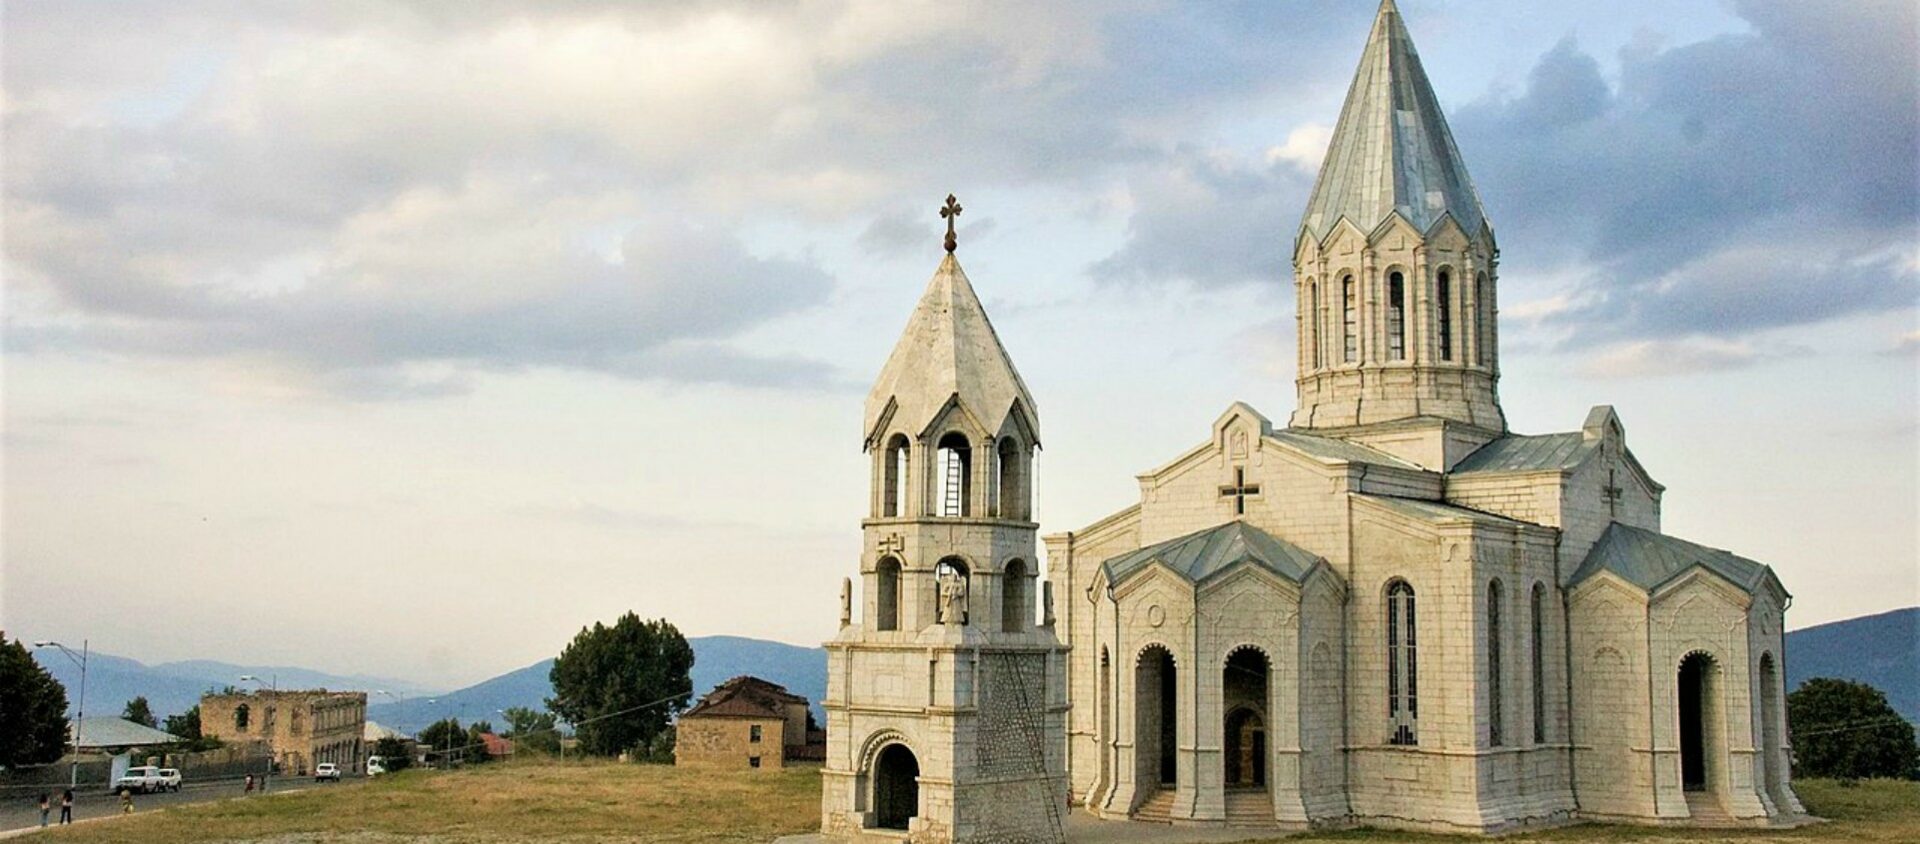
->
xmin=163 ymin=705 xmax=202 ymax=740
xmin=548 ymin=613 xmax=694 ymax=756
xmin=372 ymin=736 xmax=412 ymax=771
xmin=122 ymin=696 xmax=157 ymax=728
xmin=1788 ymin=678 xmax=1920 ymax=780
xmin=418 ymin=718 xmax=469 ymax=767
xmin=501 ymin=706 xmax=560 ymax=755
xmin=465 ymin=721 xmax=495 ymax=764
xmin=0 ymin=635 xmax=71 ymax=767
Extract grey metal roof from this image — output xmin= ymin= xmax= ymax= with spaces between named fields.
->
xmin=1451 ymin=432 xmax=1597 ymax=474
xmin=71 ymin=717 xmax=180 ymax=749
xmin=1268 ymin=430 xmax=1422 ymax=470
xmin=1570 ymin=523 xmax=1774 ymax=595
xmin=1358 ymin=494 xmax=1530 ymax=526
xmin=1300 ymin=0 xmax=1487 ymax=242
xmin=1104 ymin=521 xmax=1320 ymax=587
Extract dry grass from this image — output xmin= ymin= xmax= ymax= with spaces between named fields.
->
xmin=32 ymin=760 xmax=819 ymax=844
xmin=25 ymin=762 xmax=1918 ymax=844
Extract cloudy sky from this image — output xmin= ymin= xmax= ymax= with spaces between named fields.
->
xmin=4 ymin=0 xmax=1914 ymax=691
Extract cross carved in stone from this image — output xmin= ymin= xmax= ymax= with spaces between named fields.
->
xmin=940 ymin=194 xmax=962 ymax=254
xmin=1220 ymin=466 xmax=1261 ymax=516
xmin=876 ymin=533 xmax=905 ymax=556
xmin=1602 ymin=469 xmax=1624 ymax=517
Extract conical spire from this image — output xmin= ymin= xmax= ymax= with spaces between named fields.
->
xmin=1300 ymin=0 xmax=1487 ymax=242
xmin=864 ymin=253 xmax=1038 ymax=447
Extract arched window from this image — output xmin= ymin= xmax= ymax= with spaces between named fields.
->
xmin=235 ymin=703 xmax=251 ymax=732
xmin=1001 ymin=559 xmax=1028 ymax=632
xmin=1436 ymin=271 xmax=1453 ymax=361
xmin=875 ymin=557 xmax=902 ymax=632
xmin=883 ymin=435 xmax=909 ymax=518
xmin=1308 ymin=279 xmax=1322 ymax=370
xmin=1475 ymin=271 xmax=1491 ymax=366
xmin=1387 ymin=271 xmax=1407 ymax=360
xmin=934 ymin=558 xmax=970 ymax=625
xmin=996 ymin=438 xmax=1027 ymax=521
xmin=1487 ymin=579 xmax=1504 ymax=747
xmin=1386 ymin=579 xmax=1418 ymax=745
xmin=1341 ymin=274 xmax=1358 ymax=363
xmin=1531 ymin=583 xmax=1547 ymax=743
xmin=291 ymin=708 xmax=305 ymax=737
xmin=935 ymin=433 xmax=971 ymax=517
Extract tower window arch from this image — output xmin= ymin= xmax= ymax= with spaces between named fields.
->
xmin=934 ymin=558 xmax=970 ymax=625
xmin=883 ymin=434 xmax=909 ymax=518
xmin=1001 ymin=559 xmax=1028 ymax=632
xmin=935 ymin=433 xmax=972 ymax=517
xmin=1341 ymin=274 xmax=1358 ymax=363
xmin=1387 ymin=271 xmax=1407 ymax=360
xmin=1386 ymin=579 xmax=1418 ymax=745
xmin=1487 ymin=579 xmax=1504 ymax=747
xmin=1436 ymin=270 xmax=1453 ymax=361
xmin=1531 ymin=582 xmax=1547 ymax=743
xmin=234 ymin=703 xmax=251 ymax=732
xmin=1475 ymin=271 xmax=1491 ymax=367
xmin=1308 ymin=278 xmax=1322 ymax=370
xmin=875 ymin=557 xmax=902 ymax=632
xmin=995 ymin=437 xmax=1028 ymax=521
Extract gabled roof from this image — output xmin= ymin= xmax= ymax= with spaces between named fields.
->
xmin=71 ymin=717 xmax=179 ymax=749
xmin=864 ymin=254 xmax=1038 ymax=447
xmin=1104 ymin=521 xmax=1321 ymax=587
xmin=1269 ymin=429 xmax=1422 ymax=470
xmin=1570 ymin=522 xmax=1777 ymax=596
xmin=364 ymin=721 xmax=404 ymax=742
xmin=681 ymin=676 xmax=806 ymax=720
xmin=1300 ymin=0 xmax=1488 ymax=243
xmin=1451 ymin=432 xmax=1596 ymax=474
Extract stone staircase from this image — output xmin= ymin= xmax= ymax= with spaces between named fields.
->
xmin=1685 ymin=792 xmax=1734 ymax=826
xmin=1131 ymin=788 xmax=1176 ymax=823
xmin=1224 ymin=789 xmax=1275 ymax=826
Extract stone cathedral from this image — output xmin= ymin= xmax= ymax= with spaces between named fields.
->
xmin=821 ymin=1 xmax=1806 ymax=839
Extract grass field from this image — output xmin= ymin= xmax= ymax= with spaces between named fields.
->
xmin=25 ymin=762 xmax=1918 ymax=843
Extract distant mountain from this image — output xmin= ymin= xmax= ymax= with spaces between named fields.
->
xmin=366 ymin=635 xmax=827 ymax=734
xmin=1786 ymin=606 xmax=1918 ymax=723
xmin=31 ymin=652 xmax=437 ymax=721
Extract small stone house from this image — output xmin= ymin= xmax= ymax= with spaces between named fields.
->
xmin=676 ymin=676 xmax=819 ymax=770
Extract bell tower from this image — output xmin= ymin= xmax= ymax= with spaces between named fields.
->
xmin=1291 ymin=0 xmax=1506 ymax=439
xmin=820 ymin=196 xmax=1068 ymax=844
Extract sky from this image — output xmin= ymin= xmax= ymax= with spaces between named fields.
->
xmin=3 ymin=0 xmax=1915 ymax=693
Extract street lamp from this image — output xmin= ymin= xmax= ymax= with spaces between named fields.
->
xmin=239 ymin=673 xmax=277 ymax=692
xmin=33 ymin=640 xmax=89 ymax=790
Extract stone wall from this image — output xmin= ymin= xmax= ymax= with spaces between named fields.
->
xmin=676 ymin=717 xmax=785 ymax=769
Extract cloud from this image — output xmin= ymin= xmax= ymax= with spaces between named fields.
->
xmin=1088 ymin=147 xmax=1314 ymax=289
xmin=1450 ymin=1 xmax=1918 ymax=347
xmin=1575 ymin=338 xmax=1771 ymax=379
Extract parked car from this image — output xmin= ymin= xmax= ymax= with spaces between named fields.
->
xmin=314 ymin=762 xmax=342 ymax=782
xmin=115 ymin=766 xmax=182 ymax=793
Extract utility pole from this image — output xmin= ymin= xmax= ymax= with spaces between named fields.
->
xmin=34 ymin=640 xmax=89 ymax=790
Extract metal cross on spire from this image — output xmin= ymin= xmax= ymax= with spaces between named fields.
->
xmin=940 ymin=194 xmax=962 ymax=253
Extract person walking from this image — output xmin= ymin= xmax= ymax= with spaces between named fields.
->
xmin=59 ymin=789 xmax=73 ymax=824
xmin=119 ymin=787 xmax=133 ymax=815
xmin=245 ymin=773 xmax=255 ymax=794
xmin=37 ymin=793 xmax=50 ymax=828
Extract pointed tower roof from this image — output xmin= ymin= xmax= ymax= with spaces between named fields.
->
xmin=1300 ymin=0 xmax=1487 ymax=242
xmin=864 ymin=253 xmax=1038 ymax=447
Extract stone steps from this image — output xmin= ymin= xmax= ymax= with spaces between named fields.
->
xmin=1131 ymin=788 xmax=1176 ymax=824
xmin=1225 ymin=789 xmax=1275 ymax=827
xmin=1685 ymin=792 xmax=1734 ymax=826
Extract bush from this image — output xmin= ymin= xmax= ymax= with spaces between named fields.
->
xmin=1789 ymin=678 xmax=1920 ymax=780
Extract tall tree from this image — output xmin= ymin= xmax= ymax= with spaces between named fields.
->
xmin=548 ymin=613 xmax=694 ymax=756
xmin=123 ymin=696 xmax=158 ymax=728
xmin=1788 ymin=678 xmax=1920 ymax=780
xmin=372 ymin=736 xmax=412 ymax=771
xmin=163 ymin=706 xmax=202 ymax=741
xmin=418 ymin=718 xmax=469 ymax=767
xmin=501 ymin=706 xmax=560 ymax=755
xmin=0 ymin=634 xmax=71 ymax=767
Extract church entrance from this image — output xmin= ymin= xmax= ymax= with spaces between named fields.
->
xmin=1223 ymin=647 xmax=1270 ymax=788
xmin=1136 ymin=645 xmax=1178 ymax=788
xmin=1678 ymin=652 xmax=1717 ymax=793
xmin=873 ymin=743 xmax=920 ymax=830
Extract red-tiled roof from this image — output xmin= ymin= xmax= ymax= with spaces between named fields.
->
xmin=478 ymin=733 xmax=514 ymax=757
xmin=681 ymin=676 xmax=808 ymax=720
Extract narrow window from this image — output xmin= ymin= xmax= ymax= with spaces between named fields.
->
xmin=1476 ymin=272 xmax=1491 ymax=366
xmin=750 ymin=725 xmax=763 ymax=743
xmin=1488 ymin=580 xmax=1504 ymax=747
xmin=1387 ymin=580 xmax=1418 ymax=745
xmin=875 ymin=557 xmax=901 ymax=632
xmin=1002 ymin=559 xmax=1029 ymax=632
xmin=1342 ymin=275 xmax=1358 ymax=363
xmin=749 ymin=755 xmax=761 ymax=768
xmin=1387 ymin=271 xmax=1406 ymax=360
xmin=935 ymin=432 xmax=971 ymax=517
xmin=1309 ymin=279 xmax=1322 ymax=370
xmin=235 ymin=704 xmax=251 ymax=732
xmin=996 ymin=438 xmax=1026 ymax=521
xmin=1532 ymin=583 xmax=1547 ymax=744
xmin=1436 ymin=271 xmax=1452 ymax=361
xmin=883 ymin=435 xmax=909 ymax=518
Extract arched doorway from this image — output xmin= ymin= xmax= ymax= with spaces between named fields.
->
xmin=872 ymin=743 xmax=920 ymax=830
xmin=1223 ymin=648 xmax=1270 ymax=788
xmin=1136 ymin=645 xmax=1177 ymax=790
xmin=1678 ymin=652 xmax=1719 ymax=793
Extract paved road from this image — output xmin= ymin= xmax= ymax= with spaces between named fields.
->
xmin=0 ymin=777 xmax=362 ymax=834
